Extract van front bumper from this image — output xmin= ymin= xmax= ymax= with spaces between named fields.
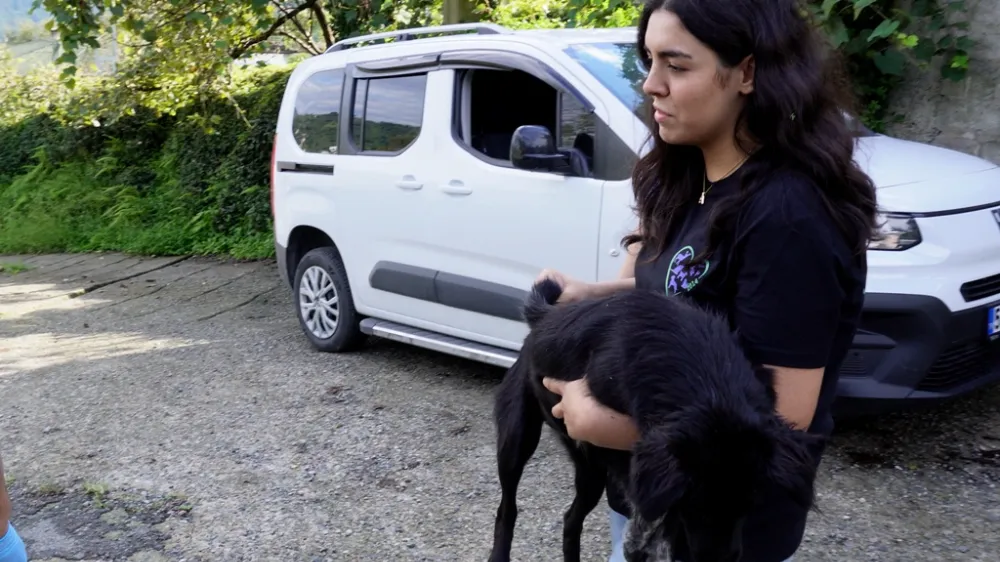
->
xmin=833 ymin=292 xmax=1000 ymax=417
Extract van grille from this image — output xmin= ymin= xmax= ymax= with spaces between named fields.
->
xmin=960 ymin=272 xmax=1000 ymax=302
xmin=838 ymin=352 xmax=867 ymax=378
xmin=916 ymin=340 xmax=1000 ymax=392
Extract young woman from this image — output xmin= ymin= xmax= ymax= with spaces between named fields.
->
xmin=538 ymin=0 xmax=878 ymax=561
xmin=0 ymin=457 xmax=27 ymax=562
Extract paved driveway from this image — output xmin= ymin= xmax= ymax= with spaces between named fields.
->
xmin=1 ymin=253 xmax=998 ymax=561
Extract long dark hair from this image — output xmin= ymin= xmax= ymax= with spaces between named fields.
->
xmin=622 ymin=0 xmax=879 ymax=265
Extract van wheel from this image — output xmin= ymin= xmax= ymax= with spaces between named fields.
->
xmin=293 ymin=247 xmax=367 ymax=353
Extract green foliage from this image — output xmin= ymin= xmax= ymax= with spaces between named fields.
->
xmin=808 ymin=0 xmax=974 ymax=130
xmin=565 ymin=0 xmax=641 ymax=28
xmin=476 ymin=0 xmax=571 ymax=29
xmin=0 ymin=0 xmax=979 ymax=260
xmin=30 ymin=0 xmax=442 ymax=120
xmin=0 ymin=63 xmax=292 ymax=258
xmin=563 ymin=0 xmax=974 ymax=132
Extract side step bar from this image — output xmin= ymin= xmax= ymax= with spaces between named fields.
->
xmin=359 ymin=318 xmax=518 ymax=368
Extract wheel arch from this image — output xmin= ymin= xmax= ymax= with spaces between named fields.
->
xmin=287 ymin=225 xmax=340 ymax=286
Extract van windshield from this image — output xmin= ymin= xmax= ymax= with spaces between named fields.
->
xmin=563 ymin=42 xmax=647 ymax=121
xmin=563 ymin=41 xmax=876 ymax=137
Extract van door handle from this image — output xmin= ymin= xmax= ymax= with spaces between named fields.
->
xmin=396 ymin=175 xmax=423 ymax=190
xmin=441 ymin=180 xmax=472 ymax=196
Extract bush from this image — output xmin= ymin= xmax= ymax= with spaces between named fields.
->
xmin=0 ymin=0 xmax=974 ymax=259
xmin=0 ymin=60 xmax=292 ymax=259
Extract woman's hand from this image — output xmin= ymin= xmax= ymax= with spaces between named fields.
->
xmin=535 ymin=269 xmax=595 ymax=304
xmin=542 ymin=377 xmax=640 ymax=451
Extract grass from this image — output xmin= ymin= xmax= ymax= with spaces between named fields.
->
xmin=0 ymin=155 xmax=276 ymax=260
xmin=83 ymin=481 xmax=110 ymax=508
xmin=0 ymin=261 xmax=30 ymax=274
xmin=0 ymin=64 xmax=287 ymax=262
xmin=37 ymin=481 xmax=65 ymax=495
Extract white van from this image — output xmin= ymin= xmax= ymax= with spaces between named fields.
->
xmin=269 ymin=23 xmax=1000 ymax=416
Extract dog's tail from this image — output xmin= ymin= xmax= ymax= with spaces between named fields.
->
xmin=521 ymin=277 xmax=564 ymax=327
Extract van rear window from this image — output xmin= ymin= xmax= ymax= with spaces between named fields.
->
xmin=293 ymin=69 xmax=346 ymax=154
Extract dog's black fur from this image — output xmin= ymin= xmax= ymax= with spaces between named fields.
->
xmin=488 ymin=279 xmax=823 ymax=562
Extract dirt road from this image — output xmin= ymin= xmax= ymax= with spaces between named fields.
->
xmin=1 ymin=253 xmax=998 ymax=561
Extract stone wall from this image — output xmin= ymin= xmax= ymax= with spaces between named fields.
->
xmin=887 ymin=0 xmax=1000 ymax=164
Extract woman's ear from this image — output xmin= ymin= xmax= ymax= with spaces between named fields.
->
xmin=738 ymin=55 xmax=755 ymax=95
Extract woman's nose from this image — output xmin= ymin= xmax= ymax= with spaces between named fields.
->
xmin=642 ymin=71 xmax=667 ymax=98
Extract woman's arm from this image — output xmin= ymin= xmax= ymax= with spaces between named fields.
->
xmin=587 ymin=238 xmax=641 ymax=298
xmin=729 ymin=188 xmax=847 ymax=432
xmin=618 ymin=239 xmax=641 ymax=279
xmin=0 ymin=455 xmax=10 ymax=536
xmin=764 ymin=365 xmax=824 ymax=430
xmin=542 ymin=378 xmax=641 ymax=450
xmin=543 ymin=237 xmax=643 ymax=450
xmin=0 ymin=454 xmax=27 ymax=561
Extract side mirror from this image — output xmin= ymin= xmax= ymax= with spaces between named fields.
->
xmin=510 ymin=125 xmax=569 ymax=173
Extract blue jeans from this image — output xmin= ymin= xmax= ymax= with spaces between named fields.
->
xmin=0 ymin=523 xmax=27 ymax=562
xmin=607 ymin=509 xmax=793 ymax=562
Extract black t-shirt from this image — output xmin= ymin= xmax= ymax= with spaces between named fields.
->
xmin=608 ymin=166 xmax=867 ymax=561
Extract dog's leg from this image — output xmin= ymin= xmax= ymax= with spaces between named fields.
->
xmin=561 ymin=444 xmax=608 ymax=562
xmin=489 ymin=371 xmax=544 ymax=562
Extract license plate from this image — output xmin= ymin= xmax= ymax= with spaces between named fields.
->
xmin=990 ymin=304 xmax=1000 ymax=340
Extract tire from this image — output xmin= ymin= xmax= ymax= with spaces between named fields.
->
xmin=292 ymin=246 xmax=367 ymax=353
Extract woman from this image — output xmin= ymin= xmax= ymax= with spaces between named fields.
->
xmin=538 ymin=0 xmax=878 ymax=561
xmin=0 ymin=456 xmax=27 ymax=562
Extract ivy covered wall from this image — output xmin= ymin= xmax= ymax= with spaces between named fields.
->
xmin=888 ymin=0 xmax=1000 ymax=163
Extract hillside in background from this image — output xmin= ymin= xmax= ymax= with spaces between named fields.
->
xmin=0 ymin=0 xmax=48 ymax=40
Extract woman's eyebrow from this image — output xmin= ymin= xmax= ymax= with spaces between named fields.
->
xmin=656 ymin=49 xmax=693 ymax=59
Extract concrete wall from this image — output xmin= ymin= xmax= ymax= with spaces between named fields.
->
xmin=887 ymin=0 xmax=1000 ymax=164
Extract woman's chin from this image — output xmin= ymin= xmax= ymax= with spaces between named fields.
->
xmin=656 ymin=124 xmax=698 ymax=147
xmin=657 ymin=126 xmax=683 ymax=145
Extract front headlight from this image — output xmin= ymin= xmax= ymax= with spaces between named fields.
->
xmin=868 ymin=214 xmax=922 ymax=251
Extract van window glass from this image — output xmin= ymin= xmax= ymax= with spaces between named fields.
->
xmin=293 ymin=68 xmax=345 ymax=154
xmin=453 ymin=67 xmax=611 ymax=178
xmin=560 ymin=92 xmax=595 ymax=157
xmin=563 ymin=42 xmax=875 ymax=137
xmin=351 ymin=74 xmax=427 ymax=153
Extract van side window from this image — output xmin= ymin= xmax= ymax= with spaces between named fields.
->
xmin=350 ymin=74 xmax=427 ymax=153
xmin=293 ymin=68 xmax=345 ymax=154
xmin=452 ymin=68 xmax=612 ymax=178
xmin=560 ymin=92 xmax=596 ymax=171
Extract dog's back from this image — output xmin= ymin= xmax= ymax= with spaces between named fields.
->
xmin=520 ymin=279 xmax=773 ymax=424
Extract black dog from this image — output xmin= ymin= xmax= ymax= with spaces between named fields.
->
xmin=488 ymin=278 xmax=822 ymax=562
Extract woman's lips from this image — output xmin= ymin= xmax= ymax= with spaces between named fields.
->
xmin=653 ymin=108 xmax=670 ymax=123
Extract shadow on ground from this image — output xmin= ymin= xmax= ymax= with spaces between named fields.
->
xmin=8 ymin=483 xmax=191 ymax=561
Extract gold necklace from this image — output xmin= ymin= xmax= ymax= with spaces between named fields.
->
xmin=700 ymin=152 xmax=752 ymax=205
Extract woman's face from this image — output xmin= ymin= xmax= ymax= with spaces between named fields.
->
xmin=641 ymin=9 xmax=754 ymax=147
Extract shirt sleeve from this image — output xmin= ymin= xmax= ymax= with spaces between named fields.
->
xmin=730 ymin=189 xmax=846 ymax=369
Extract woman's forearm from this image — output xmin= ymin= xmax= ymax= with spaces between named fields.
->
xmin=587 ymin=404 xmax=641 ymax=451
xmin=591 ymin=277 xmax=636 ymax=298
xmin=584 ymin=240 xmax=641 ymax=449
xmin=618 ymin=240 xmax=641 ymax=279
xmin=0 ymin=455 xmax=10 ymax=535
xmin=588 ymin=240 xmax=641 ymax=298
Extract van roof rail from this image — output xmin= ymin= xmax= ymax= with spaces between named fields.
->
xmin=324 ymin=23 xmax=511 ymax=53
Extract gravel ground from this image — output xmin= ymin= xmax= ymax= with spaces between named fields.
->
xmin=0 ymin=253 xmax=998 ymax=562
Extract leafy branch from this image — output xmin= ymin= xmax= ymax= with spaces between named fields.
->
xmin=812 ymin=0 xmax=973 ymax=81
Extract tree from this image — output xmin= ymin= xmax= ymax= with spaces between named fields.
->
xmin=442 ymin=0 xmax=478 ymax=24
xmin=29 ymin=0 xmax=444 ymax=119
